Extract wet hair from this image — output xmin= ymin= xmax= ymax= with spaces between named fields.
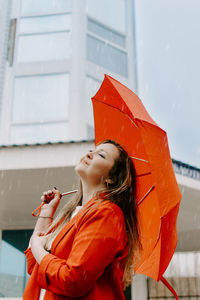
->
xmin=44 ymin=139 xmax=141 ymax=289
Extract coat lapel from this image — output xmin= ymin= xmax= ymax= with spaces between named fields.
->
xmin=51 ymin=218 xmax=75 ymax=253
xmin=51 ymin=197 xmax=97 ymax=253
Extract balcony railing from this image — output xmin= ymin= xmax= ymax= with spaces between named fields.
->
xmin=172 ymin=159 xmax=200 ymax=181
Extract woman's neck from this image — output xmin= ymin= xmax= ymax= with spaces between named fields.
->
xmin=81 ymin=181 xmax=104 ymax=206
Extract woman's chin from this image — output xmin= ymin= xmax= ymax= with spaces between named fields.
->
xmin=75 ymin=164 xmax=85 ymax=177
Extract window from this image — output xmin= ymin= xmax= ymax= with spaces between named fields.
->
xmin=85 ymin=76 xmax=101 ymax=138
xmin=12 ymin=73 xmax=70 ymax=123
xmin=0 ymin=230 xmax=33 ymax=297
xmin=10 ymin=73 xmax=70 ymax=144
xmin=17 ymin=32 xmax=71 ymax=62
xmin=21 ymin=0 xmax=72 ymax=16
xmin=85 ymin=76 xmax=101 ymax=127
xmin=86 ymin=0 xmax=126 ymax=33
xmin=10 ymin=122 xmax=70 ymax=144
xmin=19 ymin=14 xmax=72 ymax=33
xmin=17 ymin=13 xmax=72 ymax=63
xmin=88 ymin=18 xmax=125 ymax=48
xmin=86 ymin=0 xmax=128 ymax=77
xmin=87 ymin=35 xmax=128 ymax=77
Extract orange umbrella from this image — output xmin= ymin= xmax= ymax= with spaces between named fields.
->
xmin=91 ymin=74 xmax=181 ymax=298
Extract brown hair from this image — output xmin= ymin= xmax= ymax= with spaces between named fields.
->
xmin=44 ymin=140 xmax=141 ymax=289
xmin=97 ymin=140 xmax=142 ymax=288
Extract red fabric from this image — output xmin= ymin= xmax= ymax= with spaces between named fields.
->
xmin=23 ymin=198 xmax=128 ymax=300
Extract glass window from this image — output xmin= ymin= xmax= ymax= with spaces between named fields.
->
xmin=12 ymin=73 xmax=70 ymax=123
xmin=10 ymin=122 xmax=69 ymax=144
xmin=86 ymin=0 xmax=126 ymax=33
xmin=87 ymin=124 xmax=95 ymax=140
xmin=0 ymin=230 xmax=32 ymax=297
xmin=19 ymin=14 xmax=72 ymax=34
xmin=17 ymin=32 xmax=71 ymax=62
xmin=88 ymin=18 xmax=126 ymax=48
xmin=86 ymin=76 xmax=101 ymax=126
xmin=87 ymin=35 xmax=128 ymax=77
xmin=21 ymin=0 xmax=72 ymax=16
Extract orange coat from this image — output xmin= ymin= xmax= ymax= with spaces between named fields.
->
xmin=23 ymin=198 xmax=128 ymax=300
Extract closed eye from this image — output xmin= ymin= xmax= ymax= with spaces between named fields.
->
xmin=99 ymin=153 xmax=105 ymax=158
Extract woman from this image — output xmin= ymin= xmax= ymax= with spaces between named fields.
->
xmin=23 ymin=140 xmax=141 ymax=300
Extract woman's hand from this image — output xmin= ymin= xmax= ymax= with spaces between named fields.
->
xmin=30 ymin=231 xmax=49 ymax=264
xmin=40 ymin=188 xmax=61 ymax=218
xmin=28 ymin=188 xmax=60 ymax=250
xmin=31 ymin=231 xmax=46 ymax=248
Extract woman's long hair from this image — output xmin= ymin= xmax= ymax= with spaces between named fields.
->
xmin=44 ymin=139 xmax=141 ymax=289
xmin=98 ymin=140 xmax=142 ymax=288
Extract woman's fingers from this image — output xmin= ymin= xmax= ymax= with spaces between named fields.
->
xmin=52 ymin=188 xmax=61 ymax=197
xmin=41 ymin=188 xmax=61 ymax=204
xmin=44 ymin=190 xmax=54 ymax=203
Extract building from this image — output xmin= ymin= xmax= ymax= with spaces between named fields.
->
xmin=0 ymin=0 xmax=200 ymax=299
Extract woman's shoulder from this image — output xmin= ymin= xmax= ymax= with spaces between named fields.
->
xmin=82 ymin=196 xmax=126 ymax=225
xmin=76 ymin=197 xmax=128 ymax=244
xmin=100 ymin=199 xmax=124 ymax=217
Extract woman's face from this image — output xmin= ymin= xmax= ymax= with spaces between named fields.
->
xmin=75 ymin=143 xmax=120 ymax=186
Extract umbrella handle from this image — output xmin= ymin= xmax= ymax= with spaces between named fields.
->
xmin=160 ymin=276 xmax=179 ymax=300
xmin=32 ymin=189 xmax=78 ymax=217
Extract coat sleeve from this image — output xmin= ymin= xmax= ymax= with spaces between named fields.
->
xmin=37 ymin=205 xmax=126 ymax=297
xmin=24 ymin=247 xmax=37 ymax=275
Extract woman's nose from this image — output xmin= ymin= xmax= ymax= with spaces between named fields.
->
xmin=86 ymin=150 xmax=93 ymax=159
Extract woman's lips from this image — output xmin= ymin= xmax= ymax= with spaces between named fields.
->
xmin=83 ymin=159 xmax=89 ymax=165
xmin=80 ymin=158 xmax=89 ymax=165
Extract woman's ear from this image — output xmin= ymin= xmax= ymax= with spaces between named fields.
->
xmin=105 ymin=178 xmax=113 ymax=185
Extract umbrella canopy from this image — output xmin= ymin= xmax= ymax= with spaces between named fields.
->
xmin=91 ymin=74 xmax=181 ymax=282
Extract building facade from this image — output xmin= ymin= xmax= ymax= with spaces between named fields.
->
xmin=0 ymin=0 xmax=136 ymax=146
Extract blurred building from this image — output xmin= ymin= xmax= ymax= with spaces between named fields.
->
xmin=0 ymin=0 xmax=199 ymax=299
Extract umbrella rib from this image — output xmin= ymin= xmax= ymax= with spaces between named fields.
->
xmin=156 ymin=202 xmax=181 ymax=243
xmin=137 ymin=185 xmax=155 ymax=206
xmin=156 ymin=220 xmax=162 ymax=244
xmin=136 ymin=172 xmax=151 ymax=177
xmin=92 ymin=99 xmax=139 ymax=128
xmin=130 ymin=156 xmax=149 ymax=163
xmin=126 ymin=113 xmax=138 ymax=128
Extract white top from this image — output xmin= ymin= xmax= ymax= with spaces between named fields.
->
xmin=39 ymin=206 xmax=82 ymax=300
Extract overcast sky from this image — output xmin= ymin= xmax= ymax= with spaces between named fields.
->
xmin=134 ymin=0 xmax=200 ymax=168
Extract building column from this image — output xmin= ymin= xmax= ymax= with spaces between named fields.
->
xmin=69 ymin=0 xmax=87 ymax=141
xmin=131 ymin=274 xmax=148 ymax=300
xmin=0 ymin=0 xmax=12 ymax=144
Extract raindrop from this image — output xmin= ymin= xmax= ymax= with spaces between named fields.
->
xmin=121 ymin=125 xmax=125 ymax=133
xmin=193 ymin=214 xmax=198 ymax=223
xmin=82 ymin=269 xmax=88 ymax=281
